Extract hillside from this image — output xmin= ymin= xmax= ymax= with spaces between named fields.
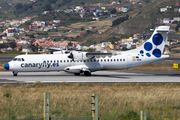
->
xmin=1 ymin=0 xmax=180 ymax=45
xmin=0 ymin=0 xmax=148 ymax=21
xmin=76 ymin=0 xmax=180 ymax=45
xmin=107 ymin=0 xmax=180 ymax=34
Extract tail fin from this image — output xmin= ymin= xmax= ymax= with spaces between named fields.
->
xmin=125 ymin=26 xmax=170 ymax=58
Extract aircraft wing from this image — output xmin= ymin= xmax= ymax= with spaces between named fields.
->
xmin=68 ymin=52 xmax=112 ymax=61
xmin=86 ymin=52 xmax=112 ymax=58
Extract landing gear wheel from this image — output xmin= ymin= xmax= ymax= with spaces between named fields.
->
xmin=74 ymin=73 xmax=80 ymax=76
xmin=13 ymin=71 xmax=18 ymax=76
xmin=84 ymin=71 xmax=91 ymax=76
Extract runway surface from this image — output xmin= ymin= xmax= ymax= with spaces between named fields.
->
xmin=0 ymin=70 xmax=180 ymax=84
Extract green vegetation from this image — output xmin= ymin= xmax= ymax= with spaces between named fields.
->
xmin=0 ymin=41 xmax=17 ymax=49
xmin=1 ymin=83 xmax=180 ymax=119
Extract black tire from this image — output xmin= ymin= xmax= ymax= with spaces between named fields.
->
xmin=13 ymin=74 xmax=17 ymax=76
xmin=13 ymin=71 xmax=18 ymax=76
xmin=74 ymin=73 xmax=80 ymax=76
xmin=84 ymin=71 xmax=91 ymax=76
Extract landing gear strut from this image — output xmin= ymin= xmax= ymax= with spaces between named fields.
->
xmin=13 ymin=71 xmax=18 ymax=76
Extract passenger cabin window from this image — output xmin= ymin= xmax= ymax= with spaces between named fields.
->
xmin=22 ymin=58 xmax=25 ymax=61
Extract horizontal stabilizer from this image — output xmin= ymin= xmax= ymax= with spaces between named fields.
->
xmin=156 ymin=26 xmax=170 ymax=32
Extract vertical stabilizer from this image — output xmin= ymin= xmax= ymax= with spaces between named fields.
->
xmin=125 ymin=26 xmax=170 ymax=58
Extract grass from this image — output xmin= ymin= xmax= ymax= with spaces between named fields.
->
xmin=57 ymin=19 xmax=113 ymax=37
xmin=1 ymin=83 xmax=180 ymax=119
xmin=131 ymin=63 xmax=176 ymax=71
xmin=0 ymin=62 xmax=6 ymax=71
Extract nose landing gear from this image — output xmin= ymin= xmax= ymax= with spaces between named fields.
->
xmin=13 ymin=71 xmax=18 ymax=76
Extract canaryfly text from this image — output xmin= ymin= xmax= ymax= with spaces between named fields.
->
xmin=21 ymin=61 xmax=59 ymax=69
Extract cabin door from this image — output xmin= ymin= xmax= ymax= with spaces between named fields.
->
xmin=127 ymin=54 xmax=133 ymax=68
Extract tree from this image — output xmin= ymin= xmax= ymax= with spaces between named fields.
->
xmin=80 ymin=1 xmax=85 ymax=5
xmin=39 ymin=46 xmax=43 ymax=51
xmin=81 ymin=27 xmax=85 ymax=31
xmin=175 ymin=23 xmax=180 ymax=32
xmin=112 ymin=16 xmax=129 ymax=26
xmin=15 ymin=3 xmax=23 ymax=10
xmin=43 ymin=3 xmax=52 ymax=11
xmin=19 ymin=46 xmax=22 ymax=52
xmin=86 ymin=30 xmax=93 ymax=34
xmin=175 ymin=26 xmax=179 ymax=32
xmin=144 ymin=0 xmax=150 ymax=3
xmin=9 ymin=41 xmax=17 ymax=49
xmin=36 ymin=43 xmax=39 ymax=51
xmin=49 ymin=0 xmax=57 ymax=3
xmin=29 ymin=34 xmax=35 ymax=38
xmin=111 ymin=8 xmax=117 ymax=14
xmin=68 ymin=42 xmax=72 ymax=46
xmin=122 ymin=47 xmax=129 ymax=51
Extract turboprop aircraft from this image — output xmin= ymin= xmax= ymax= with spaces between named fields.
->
xmin=4 ymin=26 xmax=170 ymax=76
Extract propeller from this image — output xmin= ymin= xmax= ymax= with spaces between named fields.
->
xmin=68 ymin=52 xmax=74 ymax=61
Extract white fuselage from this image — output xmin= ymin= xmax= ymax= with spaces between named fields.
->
xmin=8 ymin=53 xmax=169 ymax=72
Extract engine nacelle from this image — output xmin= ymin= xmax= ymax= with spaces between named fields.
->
xmin=71 ymin=52 xmax=93 ymax=61
xmin=64 ymin=65 xmax=88 ymax=73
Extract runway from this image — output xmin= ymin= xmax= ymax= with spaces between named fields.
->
xmin=0 ymin=70 xmax=180 ymax=84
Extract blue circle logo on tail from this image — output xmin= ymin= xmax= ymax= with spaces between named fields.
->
xmin=144 ymin=42 xmax=153 ymax=51
xmin=152 ymin=33 xmax=163 ymax=45
xmin=140 ymin=33 xmax=163 ymax=58
xmin=152 ymin=49 xmax=161 ymax=58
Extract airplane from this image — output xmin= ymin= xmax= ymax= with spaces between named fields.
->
xmin=4 ymin=26 xmax=170 ymax=76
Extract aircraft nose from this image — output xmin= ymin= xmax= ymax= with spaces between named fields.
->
xmin=4 ymin=63 xmax=9 ymax=70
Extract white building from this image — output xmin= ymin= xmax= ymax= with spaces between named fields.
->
xmin=22 ymin=44 xmax=32 ymax=52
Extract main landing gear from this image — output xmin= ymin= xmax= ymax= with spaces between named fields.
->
xmin=13 ymin=71 xmax=18 ymax=76
xmin=74 ymin=71 xmax=91 ymax=76
xmin=74 ymin=73 xmax=80 ymax=76
xmin=84 ymin=71 xmax=91 ymax=76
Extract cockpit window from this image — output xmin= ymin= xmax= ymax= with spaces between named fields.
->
xmin=12 ymin=58 xmax=25 ymax=61
xmin=12 ymin=58 xmax=18 ymax=61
